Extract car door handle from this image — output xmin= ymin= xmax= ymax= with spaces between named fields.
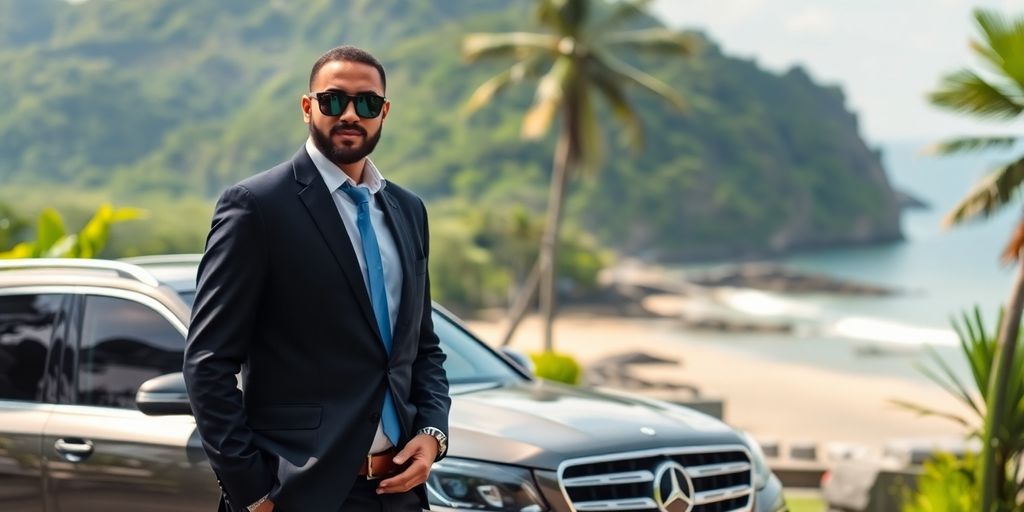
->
xmin=54 ymin=438 xmax=94 ymax=462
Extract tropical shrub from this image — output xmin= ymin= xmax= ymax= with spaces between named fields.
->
xmin=529 ymin=352 xmax=582 ymax=385
xmin=0 ymin=203 xmax=145 ymax=258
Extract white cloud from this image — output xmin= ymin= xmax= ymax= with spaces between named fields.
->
xmin=784 ymin=7 xmax=835 ymax=35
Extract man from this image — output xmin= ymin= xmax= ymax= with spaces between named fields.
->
xmin=184 ymin=46 xmax=451 ymax=512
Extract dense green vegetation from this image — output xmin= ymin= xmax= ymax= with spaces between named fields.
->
xmin=0 ymin=0 xmax=903 ymax=305
xmin=925 ymin=9 xmax=1024 ymax=509
xmin=895 ymin=307 xmax=1024 ymax=511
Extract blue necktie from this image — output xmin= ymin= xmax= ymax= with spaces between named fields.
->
xmin=340 ymin=182 xmax=401 ymax=446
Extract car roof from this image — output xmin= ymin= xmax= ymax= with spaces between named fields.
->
xmin=0 ymin=255 xmax=454 ymax=324
xmin=0 ymin=258 xmax=192 ymax=321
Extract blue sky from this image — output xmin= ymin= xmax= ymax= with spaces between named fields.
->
xmin=651 ymin=0 xmax=1023 ymax=144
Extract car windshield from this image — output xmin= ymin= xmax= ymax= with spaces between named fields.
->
xmin=176 ymin=285 xmax=523 ymax=386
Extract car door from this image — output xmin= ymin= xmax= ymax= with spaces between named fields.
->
xmin=0 ymin=292 xmax=67 ymax=512
xmin=42 ymin=291 xmax=220 ymax=512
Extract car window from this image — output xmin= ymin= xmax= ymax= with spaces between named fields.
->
xmin=77 ymin=295 xmax=185 ymax=409
xmin=0 ymin=294 xmax=62 ymax=402
xmin=432 ymin=312 xmax=523 ymax=385
xmin=171 ymin=282 xmax=522 ymax=385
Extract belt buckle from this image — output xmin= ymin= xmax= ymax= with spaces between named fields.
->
xmin=366 ymin=453 xmax=376 ymax=480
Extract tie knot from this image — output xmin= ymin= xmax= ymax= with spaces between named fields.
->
xmin=340 ymin=182 xmax=371 ymax=205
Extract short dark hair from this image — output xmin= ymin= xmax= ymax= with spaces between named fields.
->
xmin=308 ymin=45 xmax=386 ymax=93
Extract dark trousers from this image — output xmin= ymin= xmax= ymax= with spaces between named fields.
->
xmin=337 ymin=476 xmax=422 ymax=512
xmin=218 ymin=477 xmax=422 ymax=512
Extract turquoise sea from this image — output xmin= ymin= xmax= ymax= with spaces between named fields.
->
xmin=676 ymin=140 xmax=1019 ymax=385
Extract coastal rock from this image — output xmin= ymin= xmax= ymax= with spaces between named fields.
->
xmin=679 ymin=315 xmax=794 ymax=333
xmin=894 ymin=189 xmax=930 ymax=210
xmin=689 ymin=263 xmax=897 ymax=296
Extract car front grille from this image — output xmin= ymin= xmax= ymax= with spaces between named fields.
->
xmin=556 ymin=445 xmax=754 ymax=512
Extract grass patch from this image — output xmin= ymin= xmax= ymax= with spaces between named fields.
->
xmin=785 ymin=494 xmax=825 ymax=512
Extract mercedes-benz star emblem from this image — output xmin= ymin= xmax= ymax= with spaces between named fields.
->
xmin=653 ymin=461 xmax=694 ymax=512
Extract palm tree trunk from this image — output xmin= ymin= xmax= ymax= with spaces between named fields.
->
xmin=538 ymin=122 xmax=573 ymax=352
xmin=499 ymin=259 xmax=541 ymax=347
xmin=499 ymin=91 xmax=581 ymax=351
xmin=980 ymin=236 xmax=1024 ymax=511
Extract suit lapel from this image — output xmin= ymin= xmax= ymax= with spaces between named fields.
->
xmin=292 ymin=150 xmax=384 ymax=346
xmin=378 ymin=186 xmax=416 ymax=349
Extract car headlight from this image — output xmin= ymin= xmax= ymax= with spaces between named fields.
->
xmin=739 ymin=431 xmax=772 ymax=490
xmin=427 ymin=458 xmax=548 ymax=511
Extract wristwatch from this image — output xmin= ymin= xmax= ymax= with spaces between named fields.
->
xmin=417 ymin=426 xmax=448 ymax=459
xmin=247 ymin=494 xmax=269 ymax=512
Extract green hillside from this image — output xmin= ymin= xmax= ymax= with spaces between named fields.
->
xmin=0 ymin=0 xmax=902 ymax=262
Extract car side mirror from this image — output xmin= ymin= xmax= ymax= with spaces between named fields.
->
xmin=500 ymin=348 xmax=535 ymax=377
xmin=136 ymin=372 xmax=193 ymax=416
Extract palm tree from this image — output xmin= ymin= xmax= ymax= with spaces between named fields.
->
xmin=927 ymin=8 xmax=1024 ymax=510
xmin=462 ymin=0 xmax=698 ymax=351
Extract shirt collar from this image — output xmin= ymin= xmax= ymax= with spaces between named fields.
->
xmin=304 ymin=137 xmax=387 ymax=194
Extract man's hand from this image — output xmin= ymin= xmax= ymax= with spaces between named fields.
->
xmin=376 ymin=434 xmax=439 ymax=494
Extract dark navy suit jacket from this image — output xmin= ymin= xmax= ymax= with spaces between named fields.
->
xmin=183 ymin=148 xmax=450 ymax=511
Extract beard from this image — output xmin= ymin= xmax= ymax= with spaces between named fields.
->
xmin=309 ymin=120 xmax=383 ymax=166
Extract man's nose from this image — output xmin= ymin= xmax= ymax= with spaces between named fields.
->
xmin=339 ymin=99 xmax=360 ymax=122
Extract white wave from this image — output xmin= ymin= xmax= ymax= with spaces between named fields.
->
xmin=710 ymin=287 xmax=822 ymax=319
xmin=694 ymin=285 xmax=962 ymax=350
xmin=827 ymin=316 xmax=959 ymax=347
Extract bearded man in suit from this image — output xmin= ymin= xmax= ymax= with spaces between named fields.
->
xmin=184 ymin=45 xmax=451 ymax=512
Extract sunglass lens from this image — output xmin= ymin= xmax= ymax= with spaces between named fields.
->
xmin=328 ymin=93 xmax=344 ymax=116
xmin=315 ymin=92 xmax=344 ymax=116
xmin=368 ymin=95 xmax=384 ymax=117
xmin=354 ymin=95 xmax=384 ymax=118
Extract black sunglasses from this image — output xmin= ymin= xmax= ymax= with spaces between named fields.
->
xmin=309 ymin=91 xmax=386 ymax=118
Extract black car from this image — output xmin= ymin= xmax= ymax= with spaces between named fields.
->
xmin=0 ymin=256 xmax=786 ymax=511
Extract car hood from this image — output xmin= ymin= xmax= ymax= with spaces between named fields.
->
xmin=446 ymin=380 xmax=745 ymax=470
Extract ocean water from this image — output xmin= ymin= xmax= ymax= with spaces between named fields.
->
xmin=675 ymin=140 xmax=1020 ymax=385
xmin=787 ymin=140 xmax=1017 ymax=331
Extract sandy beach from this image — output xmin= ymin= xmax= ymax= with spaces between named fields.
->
xmin=465 ymin=312 xmax=976 ymax=460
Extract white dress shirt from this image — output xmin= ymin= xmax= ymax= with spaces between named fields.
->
xmin=305 ymin=138 xmax=402 ymax=454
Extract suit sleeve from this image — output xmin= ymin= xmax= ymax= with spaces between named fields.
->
xmin=183 ymin=184 xmax=275 ymax=507
xmin=409 ymin=199 xmax=452 ymax=451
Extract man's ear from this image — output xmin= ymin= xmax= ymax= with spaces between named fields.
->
xmin=380 ymin=100 xmax=391 ymax=122
xmin=301 ymin=95 xmax=313 ymax=123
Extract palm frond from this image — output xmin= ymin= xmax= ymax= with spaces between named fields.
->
xmin=1002 ymin=219 xmax=1024 ymax=263
xmin=915 ymin=356 xmax=982 ymax=418
xmin=463 ymin=56 xmax=548 ymax=116
xmin=921 ymin=136 xmax=1018 ymax=155
xmin=590 ymin=0 xmax=653 ymax=32
xmin=964 ymin=308 xmax=994 ymax=391
xmin=462 ymin=32 xmax=558 ymax=62
xmin=972 ymin=9 xmax=1024 ymax=91
xmin=604 ymin=28 xmax=701 ymax=57
xmin=926 ymin=340 xmax=986 ymax=416
xmin=537 ymin=0 xmax=589 ymax=37
xmin=890 ymin=399 xmax=973 ymax=429
xmin=594 ymin=52 xmax=687 ymax=111
xmin=943 ymin=155 xmax=1024 ymax=226
xmin=589 ymin=63 xmax=644 ymax=151
xmin=929 ymin=69 xmax=1024 ymax=120
xmin=522 ymin=57 xmax=572 ymax=139
xmin=576 ymin=84 xmax=603 ymax=177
